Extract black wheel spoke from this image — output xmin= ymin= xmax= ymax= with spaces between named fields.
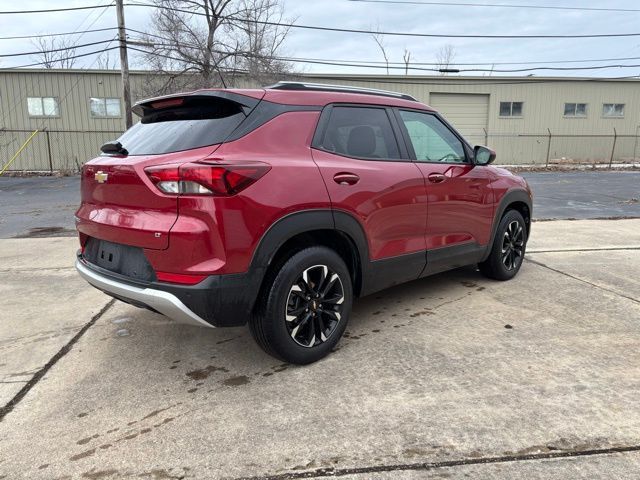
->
xmin=304 ymin=317 xmax=316 ymax=346
xmin=315 ymin=314 xmax=327 ymax=342
xmin=320 ymin=274 xmax=338 ymax=298
xmin=288 ymin=304 xmax=307 ymax=319
xmin=290 ymin=288 xmax=308 ymax=300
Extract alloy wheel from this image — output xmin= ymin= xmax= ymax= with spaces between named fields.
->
xmin=285 ymin=265 xmax=345 ymax=348
xmin=501 ymin=220 xmax=525 ymax=271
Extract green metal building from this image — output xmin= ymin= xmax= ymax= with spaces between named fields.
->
xmin=1 ymin=68 xmax=639 ymax=171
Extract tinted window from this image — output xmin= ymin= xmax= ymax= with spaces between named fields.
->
xmin=319 ymin=106 xmax=400 ymax=159
xmin=398 ymin=110 xmax=466 ymax=163
xmin=116 ymin=97 xmax=246 ymax=155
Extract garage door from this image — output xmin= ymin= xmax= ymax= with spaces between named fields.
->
xmin=428 ymin=93 xmax=489 ymax=146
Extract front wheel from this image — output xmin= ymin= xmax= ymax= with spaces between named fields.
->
xmin=478 ymin=210 xmax=527 ymax=280
xmin=249 ymin=246 xmax=353 ymax=364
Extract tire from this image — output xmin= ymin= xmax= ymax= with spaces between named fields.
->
xmin=249 ymin=246 xmax=353 ymax=364
xmin=478 ymin=209 xmax=527 ymax=281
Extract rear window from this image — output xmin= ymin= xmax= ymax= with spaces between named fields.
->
xmin=318 ymin=106 xmax=400 ymax=160
xmin=116 ymin=96 xmax=246 ymax=155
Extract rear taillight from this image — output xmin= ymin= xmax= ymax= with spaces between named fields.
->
xmin=144 ymin=162 xmax=270 ymax=196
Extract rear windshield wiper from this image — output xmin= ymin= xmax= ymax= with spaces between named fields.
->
xmin=100 ymin=140 xmax=129 ymax=156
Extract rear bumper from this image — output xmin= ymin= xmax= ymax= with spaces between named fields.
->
xmin=75 ymin=255 xmax=262 ymax=328
xmin=76 ymin=259 xmax=213 ymax=328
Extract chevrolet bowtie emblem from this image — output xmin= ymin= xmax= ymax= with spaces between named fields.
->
xmin=94 ymin=171 xmax=108 ymax=183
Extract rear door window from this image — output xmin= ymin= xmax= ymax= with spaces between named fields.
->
xmin=116 ymin=96 xmax=246 ymax=155
xmin=317 ymin=106 xmax=401 ymax=160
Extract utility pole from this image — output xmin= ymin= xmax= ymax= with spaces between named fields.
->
xmin=116 ymin=0 xmax=132 ymax=129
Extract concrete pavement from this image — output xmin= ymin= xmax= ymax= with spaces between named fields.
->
xmin=0 ymin=219 xmax=639 ymax=479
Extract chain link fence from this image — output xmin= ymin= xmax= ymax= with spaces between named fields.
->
xmin=1 ymin=128 xmax=639 ymax=173
xmin=470 ymin=130 xmax=640 ymax=166
xmin=0 ymin=129 xmax=122 ymax=173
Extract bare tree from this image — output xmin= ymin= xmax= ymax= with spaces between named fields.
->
xmin=135 ymin=0 xmax=293 ymax=97
xmin=232 ymin=0 xmax=293 ymax=85
xmin=403 ymin=48 xmax=412 ymax=75
xmin=435 ymin=44 xmax=456 ymax=75
xmin=96 ymin=49 xmax=117 ymax=70
xmin=371 ymin=29 xmax=389 ymax=75
xmin=32 ymin=36 xmax=77 ymax=68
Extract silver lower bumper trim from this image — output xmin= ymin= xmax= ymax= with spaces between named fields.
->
xmin=76 ymin=259 xmax=213 ymax=328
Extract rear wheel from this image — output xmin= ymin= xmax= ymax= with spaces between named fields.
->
xmin=478 ymin=209 xmax=527 ymax=280
xmin=249 ymin=246 xmax=352 ymax=364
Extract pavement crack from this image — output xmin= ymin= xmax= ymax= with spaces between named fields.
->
xmin=525 ymin=258 xmax=639 ymax=305
xmin=0 ymin=299 xmax=115 ymax=422
xmin=533 ymin=216 xmax=640 ymax=222
xmin=235 ymin=444 xmax=640 ymax=479
xmin=0 ymin=266 xmax=76 ymax=273
xmin=528 ymin=247 xmax=640 ymax=254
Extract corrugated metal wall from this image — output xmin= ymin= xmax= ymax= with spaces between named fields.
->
xmin=1 ymin=69 xmax=639 ymax=170
xmin=0 ymin=70 xmax=148 ymax=171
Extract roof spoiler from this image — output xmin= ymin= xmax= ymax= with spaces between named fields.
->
xmin=132 ymin=90 xmax=262 ymax=118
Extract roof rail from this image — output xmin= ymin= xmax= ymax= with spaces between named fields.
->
xmin=266 ymin=81 xmax=417 ymax=102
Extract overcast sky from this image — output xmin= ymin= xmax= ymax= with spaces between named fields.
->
xmin=2 ymin=0 xmax=640 ymax=77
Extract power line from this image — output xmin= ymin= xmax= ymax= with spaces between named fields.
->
xmin=304 ymin=74 xmax=640 ymax=86
xmin=127 ymin=45 xmax=640 ymax=84
xmin=126 ymin=2 xmax=640 ymax=40
xmin=126 ymin=27 xmax=640 ymax=67
xmin=0 ymin=4 xmax=114 ymax=15
xmin=9 ymin=46 xmax=120 ymax=70
xmin=126 ymin=36 xmax=640 ymax=74
xmin=346 ymin=0 xmax=640 ymax=13
xmin=0 ymin=39 xmax=115 ymax=58
xmin=0 ymin=27 xmax=118 ymax=41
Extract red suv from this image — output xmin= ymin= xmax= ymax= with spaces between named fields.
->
xmin=76 ymin=82 xmax=532 ymax=364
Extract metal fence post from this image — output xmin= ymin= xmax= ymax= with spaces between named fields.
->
xmin=545 ymin=128 xmax=552 ymax=167
xmin=609 ymin=128 xmax=617 ymax=168
xmin=44 ymin=129 xmax=53 ymax=173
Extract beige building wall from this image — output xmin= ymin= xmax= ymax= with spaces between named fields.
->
xmin=0 ymin=69 xmax=154 ymax=171
xmin=1 ymin=69 xmax=639 ymax=170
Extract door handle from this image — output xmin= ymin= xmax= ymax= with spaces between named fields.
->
xmin=427 ymin=173 xmax=446 ymax=183
xmin=333 ymin=172 xmax=360 ymax=185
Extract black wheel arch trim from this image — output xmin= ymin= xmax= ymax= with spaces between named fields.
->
xmin=249 ymin=209 xmax=337 ymax=270
xmin=249 ymin=209 xmax=376 ymax=298
xmin=482 ymin=188 xmax=532 ymax=261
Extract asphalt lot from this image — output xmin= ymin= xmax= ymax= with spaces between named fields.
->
xmin=0 ymin=172 xmax=639 ymax=479
xmin=0 ymin=171 xmax=638 ymax=238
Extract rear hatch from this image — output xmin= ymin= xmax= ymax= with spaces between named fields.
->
xmin=76 ymin=90 xmax=264 ymax=250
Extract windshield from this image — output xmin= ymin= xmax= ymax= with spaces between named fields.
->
xmin=116 ymin=97 xmax=246 ymax=156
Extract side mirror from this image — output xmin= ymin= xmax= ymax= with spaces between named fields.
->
xmin=474 ymin=145 xmax=496 ymax=165
xmin=100 ymin=140 xmax=128 ymax=156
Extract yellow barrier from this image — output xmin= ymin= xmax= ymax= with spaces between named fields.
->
xmin=0 ymin=129 xmax=39 ymax=176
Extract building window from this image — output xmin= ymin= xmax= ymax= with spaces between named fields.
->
xmin=602 ymin=103 xmax=624 ymax=118
xmin=27 ymin=97 xmax=59 ymax=117
xmin=90 ymin=97 xmax=121 ymax=118
xmin=499 ymin=101 xmax=523 ymax=117
xmin=564 ymin=103 xmax=587 ymax=117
